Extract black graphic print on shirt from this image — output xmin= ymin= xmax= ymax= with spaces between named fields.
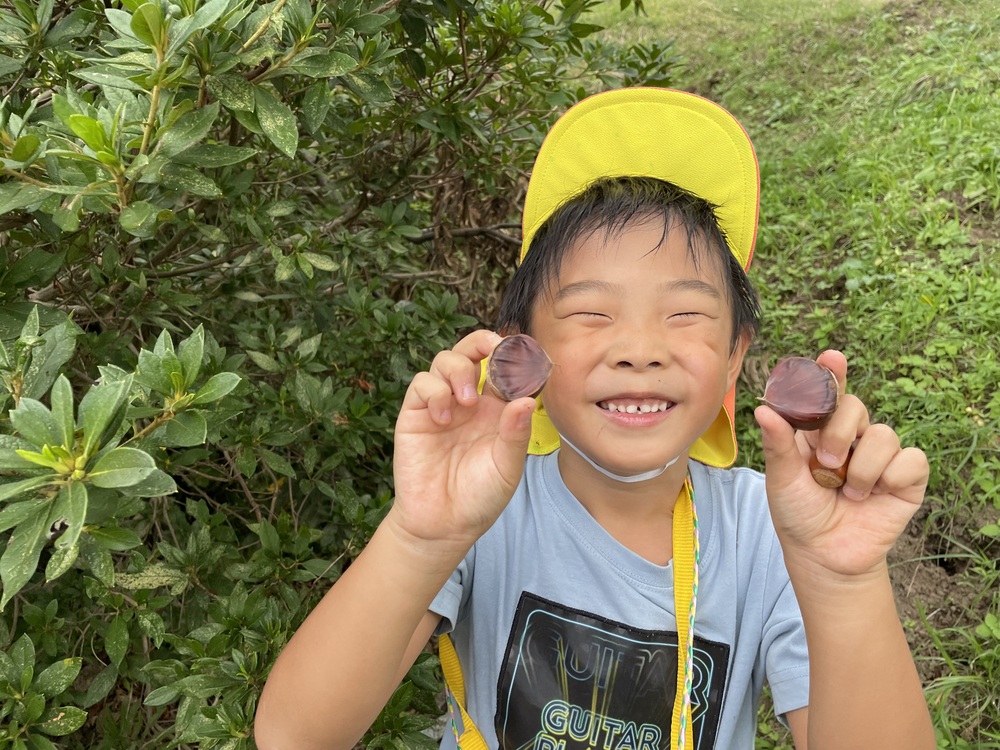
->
xmin=495 ymin=592 xmax=730 ymax=750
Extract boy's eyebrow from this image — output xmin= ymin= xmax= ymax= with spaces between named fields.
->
xmin=554 ymin=278 xmax=722 ymax=300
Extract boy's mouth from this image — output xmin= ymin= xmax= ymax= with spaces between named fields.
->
xmin=598 ymin=399 xmax=674 ymax=414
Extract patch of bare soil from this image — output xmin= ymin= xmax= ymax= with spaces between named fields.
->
xmin=889 ymin=505 xmax=982 ymax=683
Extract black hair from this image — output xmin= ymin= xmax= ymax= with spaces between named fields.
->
xmin=496 ymin=177 xmax=761 ymax=352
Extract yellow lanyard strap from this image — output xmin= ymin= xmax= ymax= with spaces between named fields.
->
xmin=440 ymin=631 xmax=490 ymax=750
xmin=670 ymin=476 xmax=698 ymax=749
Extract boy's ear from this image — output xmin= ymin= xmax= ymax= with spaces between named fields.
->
xmin=727 ymin=334 xmax=752 ymax=390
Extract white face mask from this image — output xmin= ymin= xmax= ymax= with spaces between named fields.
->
xmin=558 ymin=433 xmax=680 ymax=484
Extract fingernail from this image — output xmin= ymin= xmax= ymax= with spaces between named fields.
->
xmin=818 ymin=450 xmax=840 ymax=468
xmin=842 ymin=485 xmax=864 ymax=501
xmin=439 ymin=408 xmax=451 ymax=423
xmin=463 ymin=384 xmax=478 ymax=401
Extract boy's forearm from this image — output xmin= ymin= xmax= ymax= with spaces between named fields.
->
xmin=787 ymin=559 xmax=935 ymax=750
xmin=255 ymin=513 xmax=466 ymax=750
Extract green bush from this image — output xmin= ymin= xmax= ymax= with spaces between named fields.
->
xmin=0 ymin=0 xmax=672 ymax=746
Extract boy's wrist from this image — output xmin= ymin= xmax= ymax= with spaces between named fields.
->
xmin=782 ymin=550 xmax=892 ymax=611
xmin=381 ymin=506 xmax=478 ymax=574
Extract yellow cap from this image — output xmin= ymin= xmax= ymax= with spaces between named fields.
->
xmin=519 ymin=88 xmax=759 ymax=468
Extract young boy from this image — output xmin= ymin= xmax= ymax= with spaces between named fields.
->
xmin=254 ymin=89 xmax=935 ymax=750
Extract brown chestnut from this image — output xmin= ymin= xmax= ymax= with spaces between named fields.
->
xmin=760 ymin=357 xmax=839 ymax=431
xmin=808 ymin=453 xmax=848 ymax=489
xmin=486 ymin=334 xmax=553 ymax=401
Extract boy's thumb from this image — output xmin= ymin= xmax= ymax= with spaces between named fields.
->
xmin=754 ymin=404 xmax=803 ymax=486
xmin=495 ymin=398 xmax=536 ymax=471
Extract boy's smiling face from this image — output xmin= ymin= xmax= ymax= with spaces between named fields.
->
xmin=529 ymin=216 xmax=748 ymax=481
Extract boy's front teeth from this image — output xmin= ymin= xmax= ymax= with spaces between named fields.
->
xmin=600 ymin=401 xmax=672 ymax=413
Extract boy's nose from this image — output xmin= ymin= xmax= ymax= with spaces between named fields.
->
xmin=615 ymin=356 xmax=662 ymax=370
xmin=611 ymin=335 xmax=666 ymax=371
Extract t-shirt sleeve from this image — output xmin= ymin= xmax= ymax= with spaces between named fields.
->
xmin=759 ymin=538 xmax=810 ymax=723
xmin=429 ymin=546 xmax=475 ymax=635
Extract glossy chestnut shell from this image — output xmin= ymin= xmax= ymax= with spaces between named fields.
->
xmin=760 ymin=356 xmax=839 ymax=431
xmin=486 ymin=334 xmax=553 ymax=401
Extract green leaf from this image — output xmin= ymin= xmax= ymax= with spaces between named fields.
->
xmin=343 ymin=71 xmax=394 ymax=104
xmin=254 ymin=87 xmax=298 ymax=158
xmin=0 ymin=503 xmax=50 ymax=609
xmin=0 ymin=54 xmax=21 ymax=78
xmin=44 ymin=8 xmax=93 ymax=46
xmin=135 ymin=347 xmax=173 ymax=394
xmin=191 ymin=372 xmax=241 ymax=404
xmin=300 ymin=251 xmax=338 ymax=271
xmin=78 ymin=377 xmax=132 ymax=457
xmin=87 ymin=525 xmax=142 ymax=552
xmin=29 ymin=733 xmax=59 ymax=750
xmin=157 ymin=410 xmax=207 ymax=447
xmin=247 ymin=350 xmax=281 ymax=373
xmin=119 ymin=200 xmax=159 ymax=237
xmin=48 ymin=481 xmax=87 ymax=555
xmin=159 ymin=163 xmax=222 ymax=197
xmin=0 ymin=183 xmax=47 ymax=216
xmin=82 ymin=664 xmax=117 ymax=708
xmin=49 ymin=375 xmax=75 ymax=449
xmin=165 ymin=0 xmax=230 ymax=57
xmin=157 ymin=102 xmax=219 ymax=158
xmin=8 ymin=398 xmax=59 ymax=449
xmin=22 ymin=319 xmax=79 ymax=401
xmin=0 ymin=498 xmax=51 ymax=534
xmin=44 ymin=543 xmax=78 ymax=582
xmin=143 ymin=684 xmax=179 ymax=706
xmin=115 ymin=561 xmax=188 ymax=593
xmin=10 ymin=134 xmax=41 ymax=163
xmin=105 ymin=8 xmax=139 ymax=40
xmin=177 ymin=325 xmax=204 ymax=388
xmin=104 ymin=615 xmax=128 ymax=668
xmin=88 ymin=447 xmax=156 ymax=488
xmin=34 ymin=658 xmax=82 ymax=698
xmin=35 ymin=705 xmax=88 ymax=736
xmin=260 ymin=448 xmax=295 ymax=478
xmin=68 ymin=114 xmax=109 ymax=152
xmin=130 ymin=2 xmax=164 ymax=47
xmin=289 ymin=50 xmax=357 ymax=78
xmin=79 ymin=535 xmax=114 ymax=587
xmin=72 ymin=68 xmax=147 ymax=92
xmin=301 ymin=80 xmax=331 ymax=134
xmin=137 ymin=610 xmax=165 ymax=647
xmin=206 ymin=73 xmax=255 ymax=112
xmin=173 ymin=144 xmax=256 ymax=167
xmin=118 ymin=469 xmax=177 ymax=498
xmin=0 ymin=476 xmax=55 ymax=505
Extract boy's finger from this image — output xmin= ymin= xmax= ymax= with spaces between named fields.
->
xmin=815 ymin=349 xmax=848 ymax=397
xmin=428 ymin=349 xmax=487 ymax=406
xmin=402 ymin=371 xmax=460 ymax=424
xmin=451 ymin=329 xmax=503 ymax=363
xmin=493 ymin=398 xmax=537 ymax=485
xmin=841 ymin=423 xmax=899 ymax=501
xmin=754 ymin=404 xmax=804 ymax=487
xmin=814 ymin=393 xmax=869 ymax=469
xmin=872 ymin=446 xmax=929 ymax=504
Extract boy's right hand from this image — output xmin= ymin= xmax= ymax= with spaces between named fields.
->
xmin=387 ymin=330 xmax=537 ymax=554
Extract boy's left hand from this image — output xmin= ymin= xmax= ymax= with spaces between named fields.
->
xmin=754 ymin=350 xmax=929 ymax=579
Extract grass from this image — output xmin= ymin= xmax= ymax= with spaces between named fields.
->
xmin=594 ymin=0 xmax=1000 ymax=746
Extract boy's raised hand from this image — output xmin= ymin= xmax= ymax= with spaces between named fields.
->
xmin=388 ymin=330 xmax=537 ymax=554
xmin=754 ymin=350 xmax=929 ymax=579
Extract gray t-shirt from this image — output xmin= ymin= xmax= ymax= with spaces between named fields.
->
xmin=429 ymin=452 xmax=809 ymax=750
